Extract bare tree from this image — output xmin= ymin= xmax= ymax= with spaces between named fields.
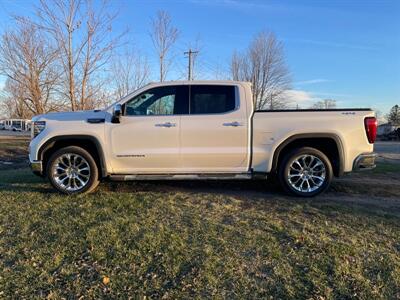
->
xmin=150 ymin=10 xmax=179 ymax=82
xmin=34 ymin=0 xmax=125 ymax=111
xmin=111 ymin=48 xmax=150 ymax=99
xmin=0 ymin=19 xmax=60 ymax=116
xmin=312 ymin=99 xmax=337 ymax=109
xmin=230 ymin=31 xmax=291 ymax=110
xmin=230 ymin=50 xmax=243 ymax=82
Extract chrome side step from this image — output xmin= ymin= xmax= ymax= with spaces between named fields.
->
xmin=109 ymin=173 xmax=258 ymax=181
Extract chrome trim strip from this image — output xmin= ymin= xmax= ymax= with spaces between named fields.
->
xmin=121 ymin=84 xmax=240 ymax=117
xmin=109 ymin=173 xmax=253 ymax=181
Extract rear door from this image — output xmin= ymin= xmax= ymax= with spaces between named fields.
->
xmin=180 ymin=84 xmax=249 ymax=172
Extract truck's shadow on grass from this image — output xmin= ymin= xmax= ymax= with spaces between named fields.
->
xmin=104 ymin=178 xmax=282 ymax=195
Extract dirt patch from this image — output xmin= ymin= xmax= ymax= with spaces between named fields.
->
xmin=0 ymin=138 xmax=30 ymax=170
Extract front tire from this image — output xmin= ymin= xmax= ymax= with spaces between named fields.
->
xmin=47 ymin=146 xmax=100 ymax=195
xmin=278 ymin=147 xmax=333 ymax=197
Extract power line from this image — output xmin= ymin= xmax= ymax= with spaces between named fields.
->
xmin=184 ymin=49 xmax=199 ymax=81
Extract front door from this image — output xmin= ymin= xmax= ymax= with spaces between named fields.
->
xmin=109 ymin=85 xmax=188 ymax=174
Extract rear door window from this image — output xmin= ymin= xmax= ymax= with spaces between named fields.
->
xmin=190 ymin=85 xmax=236 ymax=115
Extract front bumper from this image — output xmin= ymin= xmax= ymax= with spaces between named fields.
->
xmin=30 ymin=160 xmax=44 ymax=176
xmin=353 ymin=153 xmax=377 ymax=171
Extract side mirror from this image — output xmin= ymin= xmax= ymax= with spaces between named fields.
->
xmin=112 ymin=104 xmax=122 ymax=123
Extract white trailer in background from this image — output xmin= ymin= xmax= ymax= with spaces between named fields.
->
xmin=2 ymin=119 xmax=31 ymax=131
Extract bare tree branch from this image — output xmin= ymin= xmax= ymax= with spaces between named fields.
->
xmin=150 ymin=10 xmax=179 ymax=82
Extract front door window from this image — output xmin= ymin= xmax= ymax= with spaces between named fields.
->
xmin=125 ymin=86 xmax=188 ymax=116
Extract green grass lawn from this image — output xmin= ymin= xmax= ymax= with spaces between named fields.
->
xmin=1 ymin=168 xmax=400 ymax=299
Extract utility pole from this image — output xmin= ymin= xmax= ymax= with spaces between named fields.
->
xmin=184 ymin=49 xmax=199 ymax=80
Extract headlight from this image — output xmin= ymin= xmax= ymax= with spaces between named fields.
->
xmin=32 ymin=121 xmax=46 ymax=139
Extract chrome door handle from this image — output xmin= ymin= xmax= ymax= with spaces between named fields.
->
xmin=155 ymin=122 xmax=176 ymax=128
xmin=223 ymin=121 xmax=243 ymax=127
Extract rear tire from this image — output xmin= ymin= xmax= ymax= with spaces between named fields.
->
xmin=278 ymin=147 xmax=333 ymax=197
xmin=46 ymin=146 xmax=100 ymax=195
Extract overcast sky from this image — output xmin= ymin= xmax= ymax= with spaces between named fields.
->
xmin=0 ymin=0 xmax=399 ymax=112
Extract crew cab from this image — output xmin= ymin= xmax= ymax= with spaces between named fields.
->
xmin=29 ymin=81 xmax=377 ymax=197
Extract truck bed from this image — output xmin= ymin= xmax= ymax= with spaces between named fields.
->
xmin=251 ymin=108 xmax=375 ymax=174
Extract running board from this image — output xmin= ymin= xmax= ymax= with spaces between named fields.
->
xmin=108 ymin=173 xmax=260 ymax=181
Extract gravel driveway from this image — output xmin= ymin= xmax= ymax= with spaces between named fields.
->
xmin=374 ymin=141 xmax=400 ymax=163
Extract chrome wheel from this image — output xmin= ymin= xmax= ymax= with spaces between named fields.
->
xmin=52 ymin=153 xmax=91 ymax=192
xmin=287 ymin=154 xmax=326 ymax=193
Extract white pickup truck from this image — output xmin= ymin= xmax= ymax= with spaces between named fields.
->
xmin=29 ymin=81 xmax=377 ymax=197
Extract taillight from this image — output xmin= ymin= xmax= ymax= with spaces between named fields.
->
xmin=364 ymin=117 xmax=377 ymax=144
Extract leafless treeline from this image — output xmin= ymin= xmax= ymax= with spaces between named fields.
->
xmin=0 ymin=1 xmax=294 ymax=118
xmin=312 ymin=99 xmax=337 ymax=109
xmin=0 ymin=1 xmax=162 ymax=118
xmin=0 ymin=0 xmax=124 ymax=117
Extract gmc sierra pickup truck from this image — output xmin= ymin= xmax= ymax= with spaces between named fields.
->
xmin=29 ymin=81 xmax=377 ymax=197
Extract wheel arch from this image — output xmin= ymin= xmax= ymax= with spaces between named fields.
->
xmin=38 ymin=135 xmax=108 ymax=178
xmin=271 ymin=133 xmax=345 ymax=177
